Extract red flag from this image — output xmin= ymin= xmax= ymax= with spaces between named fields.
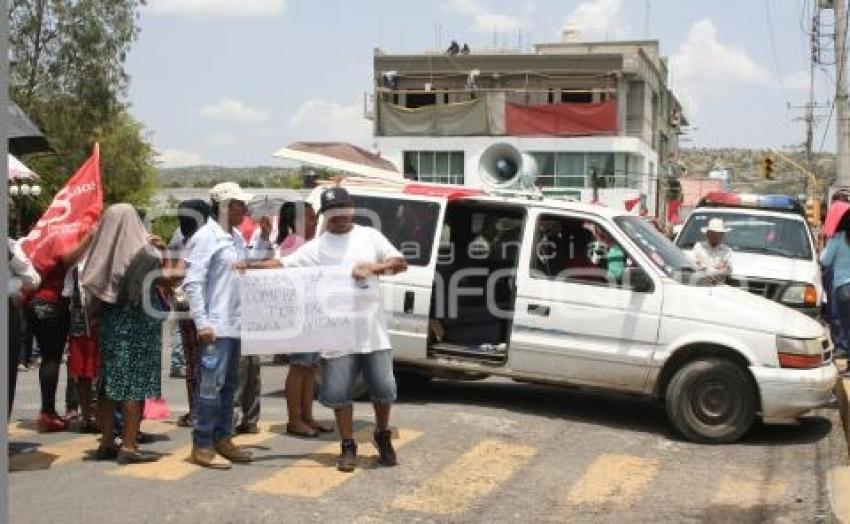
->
xmin=624 ymin=196 xmax=641 ymax=212
xmin=667 ymin=199 xmax=683 ymax=225
xmin=21 ymin=145 xmax=103 ymax=276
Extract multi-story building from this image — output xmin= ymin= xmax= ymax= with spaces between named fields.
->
xmin=368 ymin=32 xmax=687 ymax=215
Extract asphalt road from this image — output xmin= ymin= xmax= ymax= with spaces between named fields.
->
xmin=7 ymin=363 xmax=846 ymax=523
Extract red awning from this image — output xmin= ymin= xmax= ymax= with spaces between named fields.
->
xmin=505 ymin=100 xmax=618 ymax=136
xmin=403 ymin=183 xmax=485 ymax=201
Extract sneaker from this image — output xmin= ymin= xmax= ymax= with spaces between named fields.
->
xmin=37 ymin=412 xmax=69 ymax=433
xmin=337 ymin=439 xmax=358 ymax=472
xmin=191 ymin=446 xmax=231 ymax=470
xmin=214 ymin=438 xmax=253 ymax=463
xmin=117 ymin=448 xmax=161 ymax=465
xmin=373 ymin=429 xmax=397 ymax=467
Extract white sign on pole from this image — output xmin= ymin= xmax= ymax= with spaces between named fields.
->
xmin=240 ymin=266 xmax=384 ymax=355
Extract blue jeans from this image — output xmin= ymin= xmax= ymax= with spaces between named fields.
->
xmin=320 ymin=350 xmax=396 ymax=409
xmin=193 ymin=337 xmax=241 ymax=447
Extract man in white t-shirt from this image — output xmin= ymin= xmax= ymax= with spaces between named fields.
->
xmin=241 ymin=187 xmax=407 ymax=472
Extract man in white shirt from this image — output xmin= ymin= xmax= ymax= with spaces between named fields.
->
xmin=242 ymin=187 xmax=408 ymax=472
xmin=690 ymin=217 xmax=733 ymax=284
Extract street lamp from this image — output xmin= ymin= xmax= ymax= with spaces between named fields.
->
xmin=9 ymin=180 xmax=42 ymax=237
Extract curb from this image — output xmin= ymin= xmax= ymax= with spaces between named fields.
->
xmin=831 ymin=359 xmax=850 ymax=523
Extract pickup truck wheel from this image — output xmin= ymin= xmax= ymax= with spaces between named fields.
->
xmin=665 ymin=358 xmax=756 ymax=444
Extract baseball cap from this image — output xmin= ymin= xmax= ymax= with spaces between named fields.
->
xmin=209 ymin=182 xmax=255 ymax=204
xmin=319 ymin=187 xmax=353 ymax=214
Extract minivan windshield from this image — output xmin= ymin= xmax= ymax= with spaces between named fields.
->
xmin=615 ymin=216 xmax=695 ymax=279
xmin=676 ymin=211 xmax=813 ymax=260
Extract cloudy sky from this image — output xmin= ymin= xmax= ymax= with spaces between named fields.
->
xmin=127 ymin=0 xmax=837 ymax=167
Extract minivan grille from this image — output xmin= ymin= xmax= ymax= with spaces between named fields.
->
xmin=727 ymin=277 xmax=785 ymax=301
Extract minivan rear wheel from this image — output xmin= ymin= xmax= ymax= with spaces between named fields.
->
xmin=665 ymin=358 xmax=756 ymax=444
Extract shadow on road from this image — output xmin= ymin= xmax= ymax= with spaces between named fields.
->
xmin=396 ymin=378 xmax=835 ymax=447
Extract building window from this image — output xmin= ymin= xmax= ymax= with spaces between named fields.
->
xmin=561 ymin=91 xmax=593 ymax=104
xmin=403 ymin=151 xmax=465 ymax=184
xmin=526 ymin=152 xmax=641 ymax=190
xmin=406 ymin=93 xmax=437 ymax=108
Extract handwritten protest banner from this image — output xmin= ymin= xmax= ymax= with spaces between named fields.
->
xmin=240 ymin=266 xmax=385 ymax=355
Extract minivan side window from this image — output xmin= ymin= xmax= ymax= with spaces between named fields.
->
xmin=530 ymin=214 xmax=636 ymax=288
xmin=351 ymin=196 xmax=440 ymax=266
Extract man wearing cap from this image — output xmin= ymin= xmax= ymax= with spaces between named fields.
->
xmin=184 ymin=182 xmax=257 ymax=469
xmin=690 ymin=217 xmax=733 ymax=285
xmin=240 ymin=187 xmax=408 ymax=472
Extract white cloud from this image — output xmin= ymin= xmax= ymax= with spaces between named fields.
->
xmin=289 ymin=99 xmax=372 ymax=148
xmin=443 ymin=0 xmax=527 ymax=36
xmin=156 ymin=148 xmax=205 ymax=168
xmin=670 ymin=19 xmax=774 ymax=115
xmin=471 ymin=13 xmax=522 ymax=33
xmin=147 ymin=0 xmax=286 ymax=17
xmin=200 ymin=97 xmax=269 ymax=124
xmin=562 ymin=0 xmax=623 ymax=40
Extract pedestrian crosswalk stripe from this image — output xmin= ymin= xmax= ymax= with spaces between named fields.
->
xmin=9 ymin=421 xmax=174 ymax=471
xmin=7 ymin=421 xmax=33 ymax=439
xmin=567 ymin=453 xmax=660 ymax=509
xmin=391 ymin=439 xmax=536 ymax=515
xmin=249 ymin=427 xmax=423 ymax=498
xmin=109 ymin=422 xmax=277 ymax=481
xmin=712 ymin=471 xmax=788 ymax=508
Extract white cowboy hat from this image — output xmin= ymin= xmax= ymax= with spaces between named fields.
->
xmin=701 ymin=217 xmax=730 ymax=234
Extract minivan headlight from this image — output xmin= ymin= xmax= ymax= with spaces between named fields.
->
xmin=780 ymin=283 xmax=818 ymax=307
xmin=776 ymin=335 xmax=824 ymax=368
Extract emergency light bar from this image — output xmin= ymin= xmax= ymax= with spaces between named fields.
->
xmin=698 ymin=192 xmax=805 ymax=216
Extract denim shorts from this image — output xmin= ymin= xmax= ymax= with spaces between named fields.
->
xmin=289 ymin=352 xmax=320 ymax=367
xmin=320 ymin=349 xmax=396 ymax=409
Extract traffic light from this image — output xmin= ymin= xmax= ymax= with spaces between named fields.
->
xmin=805 ymin=199 xmax=821 ymax=227
xmin=762 ymin=154 xmax=775 ymax=180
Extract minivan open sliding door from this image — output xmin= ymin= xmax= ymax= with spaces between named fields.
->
xmin=348 ymin=191 xmax=447 ymax=361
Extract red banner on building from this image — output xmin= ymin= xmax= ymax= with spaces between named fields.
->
xmin=505 ymin=100 xmax=618 ymax=136
xmin=21 ymin=145 xmax=103 ymax=275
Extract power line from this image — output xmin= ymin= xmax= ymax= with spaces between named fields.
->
xmin=765 ymin=0 xmax=791 ymax=108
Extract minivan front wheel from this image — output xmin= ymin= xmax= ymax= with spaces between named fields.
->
xmin=665 ymin=358 xmax=756 ymax=444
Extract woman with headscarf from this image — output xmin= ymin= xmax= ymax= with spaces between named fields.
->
xmin=81 ymin=204 xmax=168 ymax=464
xmin=167 ymin=199 xmax=211 ymax=427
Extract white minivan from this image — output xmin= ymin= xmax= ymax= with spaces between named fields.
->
xmin=675 ymin=193 xmax=822 ymax=317
xmin=335 ymin=184 xmax=836 ymax=444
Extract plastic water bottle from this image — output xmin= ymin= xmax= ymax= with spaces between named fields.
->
xmin=199 ymin=345 xmax=219 ymax=400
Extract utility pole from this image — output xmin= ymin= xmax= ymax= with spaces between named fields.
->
xmin=836 ymin=0 xmax=850 ymax=188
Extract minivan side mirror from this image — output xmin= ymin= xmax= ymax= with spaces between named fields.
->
xmin=623 ymin=267 xmax=653 ymax=293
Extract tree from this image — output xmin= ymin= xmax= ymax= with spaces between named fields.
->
xmin=8 ymin=0 xmax=157 ymax=208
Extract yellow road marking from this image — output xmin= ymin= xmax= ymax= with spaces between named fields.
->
xmin=567 ymin=454 xmax=660 ymax=509
xmin=7 ymin=421 xmax=35 ymax=439
xmin=250 ymin=427 xmax=423 ymax=498
xmin=391 ymin=439 xmax=536 ymax=515
xmin=712 ymin=471 xmax=788 ymax=508
xmin=9 ymin=421 xmax=174 ymax=471
xmin=110 ymin=422 xmax=277 ymax=481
